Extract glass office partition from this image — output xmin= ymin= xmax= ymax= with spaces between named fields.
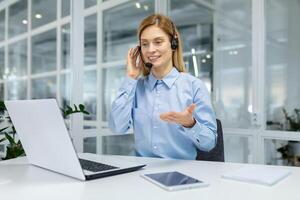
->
xmin=0 ymin=47 xmax=4 ymax=80
xmin=265 ymin=0 xmax=300 ymax=132
xmin=0 ymin=10 xmax=5 ymax=41
xmin=61 ymin=23 xmax=70 ymax=69
xmin=102 ymin=66 xmax=126 ymax=122
xmin=170 ymin=0 xmax=213 ymax=92
xmin=214 ymin=0 xmax=252 ymax=128
xmin=32 ymin=29 xmax=56 ymax=74
xmin=62 ymin=0 xmax=70 ymax=17
xmin=32 ymin=0 xmax=57 ymax=29
xmin=83 ymin=70 xmax=97 ymax=121
xmin=102 ymin=134 xmax=135 ymax=155
xmin=224 ymin=135 xmax=253 ymax=163
xmin=0 ymin=83 xmax=3 ymax=101
xmin=7 ymin=80 xmax=27 ymax=100
xmin=84 ymin=14 xmax=97 ymax=66
xmin=60 ymin=73 xmax=71 ymax=110
xmin=31 ymin=76 xmax=56 ymax=99
xmin=85 ymin=0 xmax=97 ymax=9
xmin=102 ymin=0 xmax=154 ymax=62
xmin=8 ymin=0 xmax=27 ymax=38
xmin=8 ymin=39 xmax=27 ymax=77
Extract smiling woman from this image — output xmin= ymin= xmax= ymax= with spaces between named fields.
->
xmin=108 ymin=14 xmax=217 ymax=160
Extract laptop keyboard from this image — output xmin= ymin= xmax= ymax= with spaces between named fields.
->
xmin=79 ymin=159 xmax=118 ymax=172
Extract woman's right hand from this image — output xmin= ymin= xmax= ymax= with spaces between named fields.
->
xmin=126 ymin=46 xmax=142 ymax=79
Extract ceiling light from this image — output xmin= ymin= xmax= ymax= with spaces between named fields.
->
xmin=202 ymin=59 xmax=206 ymax=63
xmin=22 ymin=19 xmax=28 ymax=24
xmin=206 ymin=54 xmax=211 ymax=59
xmin=135 ymin=2 xmax=141 ymax=9
xmin=35 ymin=13 xmax=42 ymax=19
xmin=143 ymin=5 xmax=149 ymax=10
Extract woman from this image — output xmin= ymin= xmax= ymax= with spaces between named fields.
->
xmin=109 ymin=14 xmax=217 ymax=160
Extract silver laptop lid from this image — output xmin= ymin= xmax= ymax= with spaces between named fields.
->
xmin=5 ymin=99 xmax=85 ymax=180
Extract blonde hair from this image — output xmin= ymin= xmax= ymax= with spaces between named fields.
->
xmin=137 ymin=14 xmax=186 ymax=76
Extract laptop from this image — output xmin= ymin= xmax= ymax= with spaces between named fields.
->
xmin=5 ymin=99 xmax=146 ymax=181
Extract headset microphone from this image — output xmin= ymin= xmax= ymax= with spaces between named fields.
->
xmin=138 ymin=46 xmax=153 ymax=69
xmin=144 ymin=62 xmax=153 ymax=68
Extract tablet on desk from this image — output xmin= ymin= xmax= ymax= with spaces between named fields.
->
xmin=141 ymin=171 xmax=209 ymax=191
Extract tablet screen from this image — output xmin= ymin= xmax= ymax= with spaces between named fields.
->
xmin=144 ymin=171 xmax=202 ymax=186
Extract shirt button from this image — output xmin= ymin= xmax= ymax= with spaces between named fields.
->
xmin=153 ymin=146 xmax=157 ymax=149
xmin=157 ymin=91 xmax=160 ymax=94
xmin=153 ymin=126 xmax=157 ymax=129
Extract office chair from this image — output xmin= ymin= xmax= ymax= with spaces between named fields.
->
xmin=196 ymin=119 xmax=224 ymax=162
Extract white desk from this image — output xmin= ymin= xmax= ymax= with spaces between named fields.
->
xmin=0 ymin=154 xmax=299 ymax=200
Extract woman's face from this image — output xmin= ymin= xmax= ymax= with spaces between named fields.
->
xmin=140 ymin=25 xmax=173 ymax=70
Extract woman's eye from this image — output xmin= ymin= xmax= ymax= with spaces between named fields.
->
xmin=141 ymin=43 xmax=148 ymax=47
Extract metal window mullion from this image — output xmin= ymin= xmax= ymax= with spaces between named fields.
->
xmin=27 ymin=0 xmax=31 ymax=99
xmin=0 ymin=0 xmax=18 ymax=11
xmin=70 ymin=0 xmax=84 ymax=153
xmin=57 ymin=0 xmax=62 ymax=105
xmin=96 ymin=4 xmax=103 ymax=154
xmin=4 ymin=6 xmax=8 ymax=100
xmin=252 ymin=0 xmax=266 ymax=164
xmin=100 ymin=0 xmax=131 ymax=11
xmin=155 ymin=0 xmax=168 ymax=15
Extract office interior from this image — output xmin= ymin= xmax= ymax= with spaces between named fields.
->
xmin=0 ymin=0 xmax=299 ymax=167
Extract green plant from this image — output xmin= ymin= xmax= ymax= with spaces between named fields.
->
xmin=0 ymin=101 xmax=89 ymax=160
xmin=277 ymin=143 xmax=293 ymax=163
xmin=282 ymin=108 xmax=300 ymax=132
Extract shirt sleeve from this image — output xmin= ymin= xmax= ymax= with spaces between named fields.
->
xmin=183 ymin=79 xmax=217 ymax=152
xmin=108 ymin=76 xmax=138 ymax=133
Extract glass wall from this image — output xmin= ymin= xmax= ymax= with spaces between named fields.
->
xmin=0 ymin=48 xmax=4 ymax=79
xmin=32 ymin=0 xmax=57 ymax=29
xmin=8 ymin=39 xmax=27 ymax=78
xmin=265 ymin=0 xmax=300 ymax=132
xmin=0 ymin=0 xmax=71 ymax=157
xmin=84 ymin=14 xmax=97 ymax=66
xmin=0 ymin=10 xmax=5 ymax=41
xmin=8 ymin=0 xmax=27 ymax=38
xmin=214 ymin=0 xmax=252 ymax=129
xmin=170 ymin=0 xmax=213 ymax=86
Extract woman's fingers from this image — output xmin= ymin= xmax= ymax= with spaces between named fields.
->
xmin=187 ymin=103 xmax=196 ymax=114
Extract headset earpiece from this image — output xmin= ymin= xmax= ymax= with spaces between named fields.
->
xmin=170 ymin=22 xmax=178 ymax=50
xmin=171 ymin=37 xmax=178 ymax=50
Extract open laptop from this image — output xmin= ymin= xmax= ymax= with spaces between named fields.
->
xmin=5 ymin=99 xmax=146 ymax=181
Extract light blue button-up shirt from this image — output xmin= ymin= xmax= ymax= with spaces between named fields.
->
xmin=109 ymin=67 xmax=217 ymax=160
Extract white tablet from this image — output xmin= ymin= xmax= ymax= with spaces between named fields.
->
xmin=141 ymin=171 xmax=209 ymax=191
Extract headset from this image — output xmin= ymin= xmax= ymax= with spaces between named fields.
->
xmin=170 ymin=21 xmax=178 ymax=50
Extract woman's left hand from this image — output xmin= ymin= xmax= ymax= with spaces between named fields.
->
xmin=160 ymin=104 xmax=196 ymax=128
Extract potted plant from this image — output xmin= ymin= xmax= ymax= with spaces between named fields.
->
xmin=276 ymin=108 xmax=300 ymax=166
xmin=0 ymin=100 xmax=89 ymax=160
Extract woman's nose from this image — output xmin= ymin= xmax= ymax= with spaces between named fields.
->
xmin=148 ymin=43 xmax=156 ymax=52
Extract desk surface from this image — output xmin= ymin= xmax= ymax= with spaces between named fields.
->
xmin=1 ymin=154 xmax=300 ymax=200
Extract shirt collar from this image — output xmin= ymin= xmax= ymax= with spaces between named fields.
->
xmin=148 ymin=67 xmax=180 ymax=90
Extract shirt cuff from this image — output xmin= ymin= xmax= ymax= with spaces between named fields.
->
xmin=183 ymin=121 xmax=216 ymax=151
